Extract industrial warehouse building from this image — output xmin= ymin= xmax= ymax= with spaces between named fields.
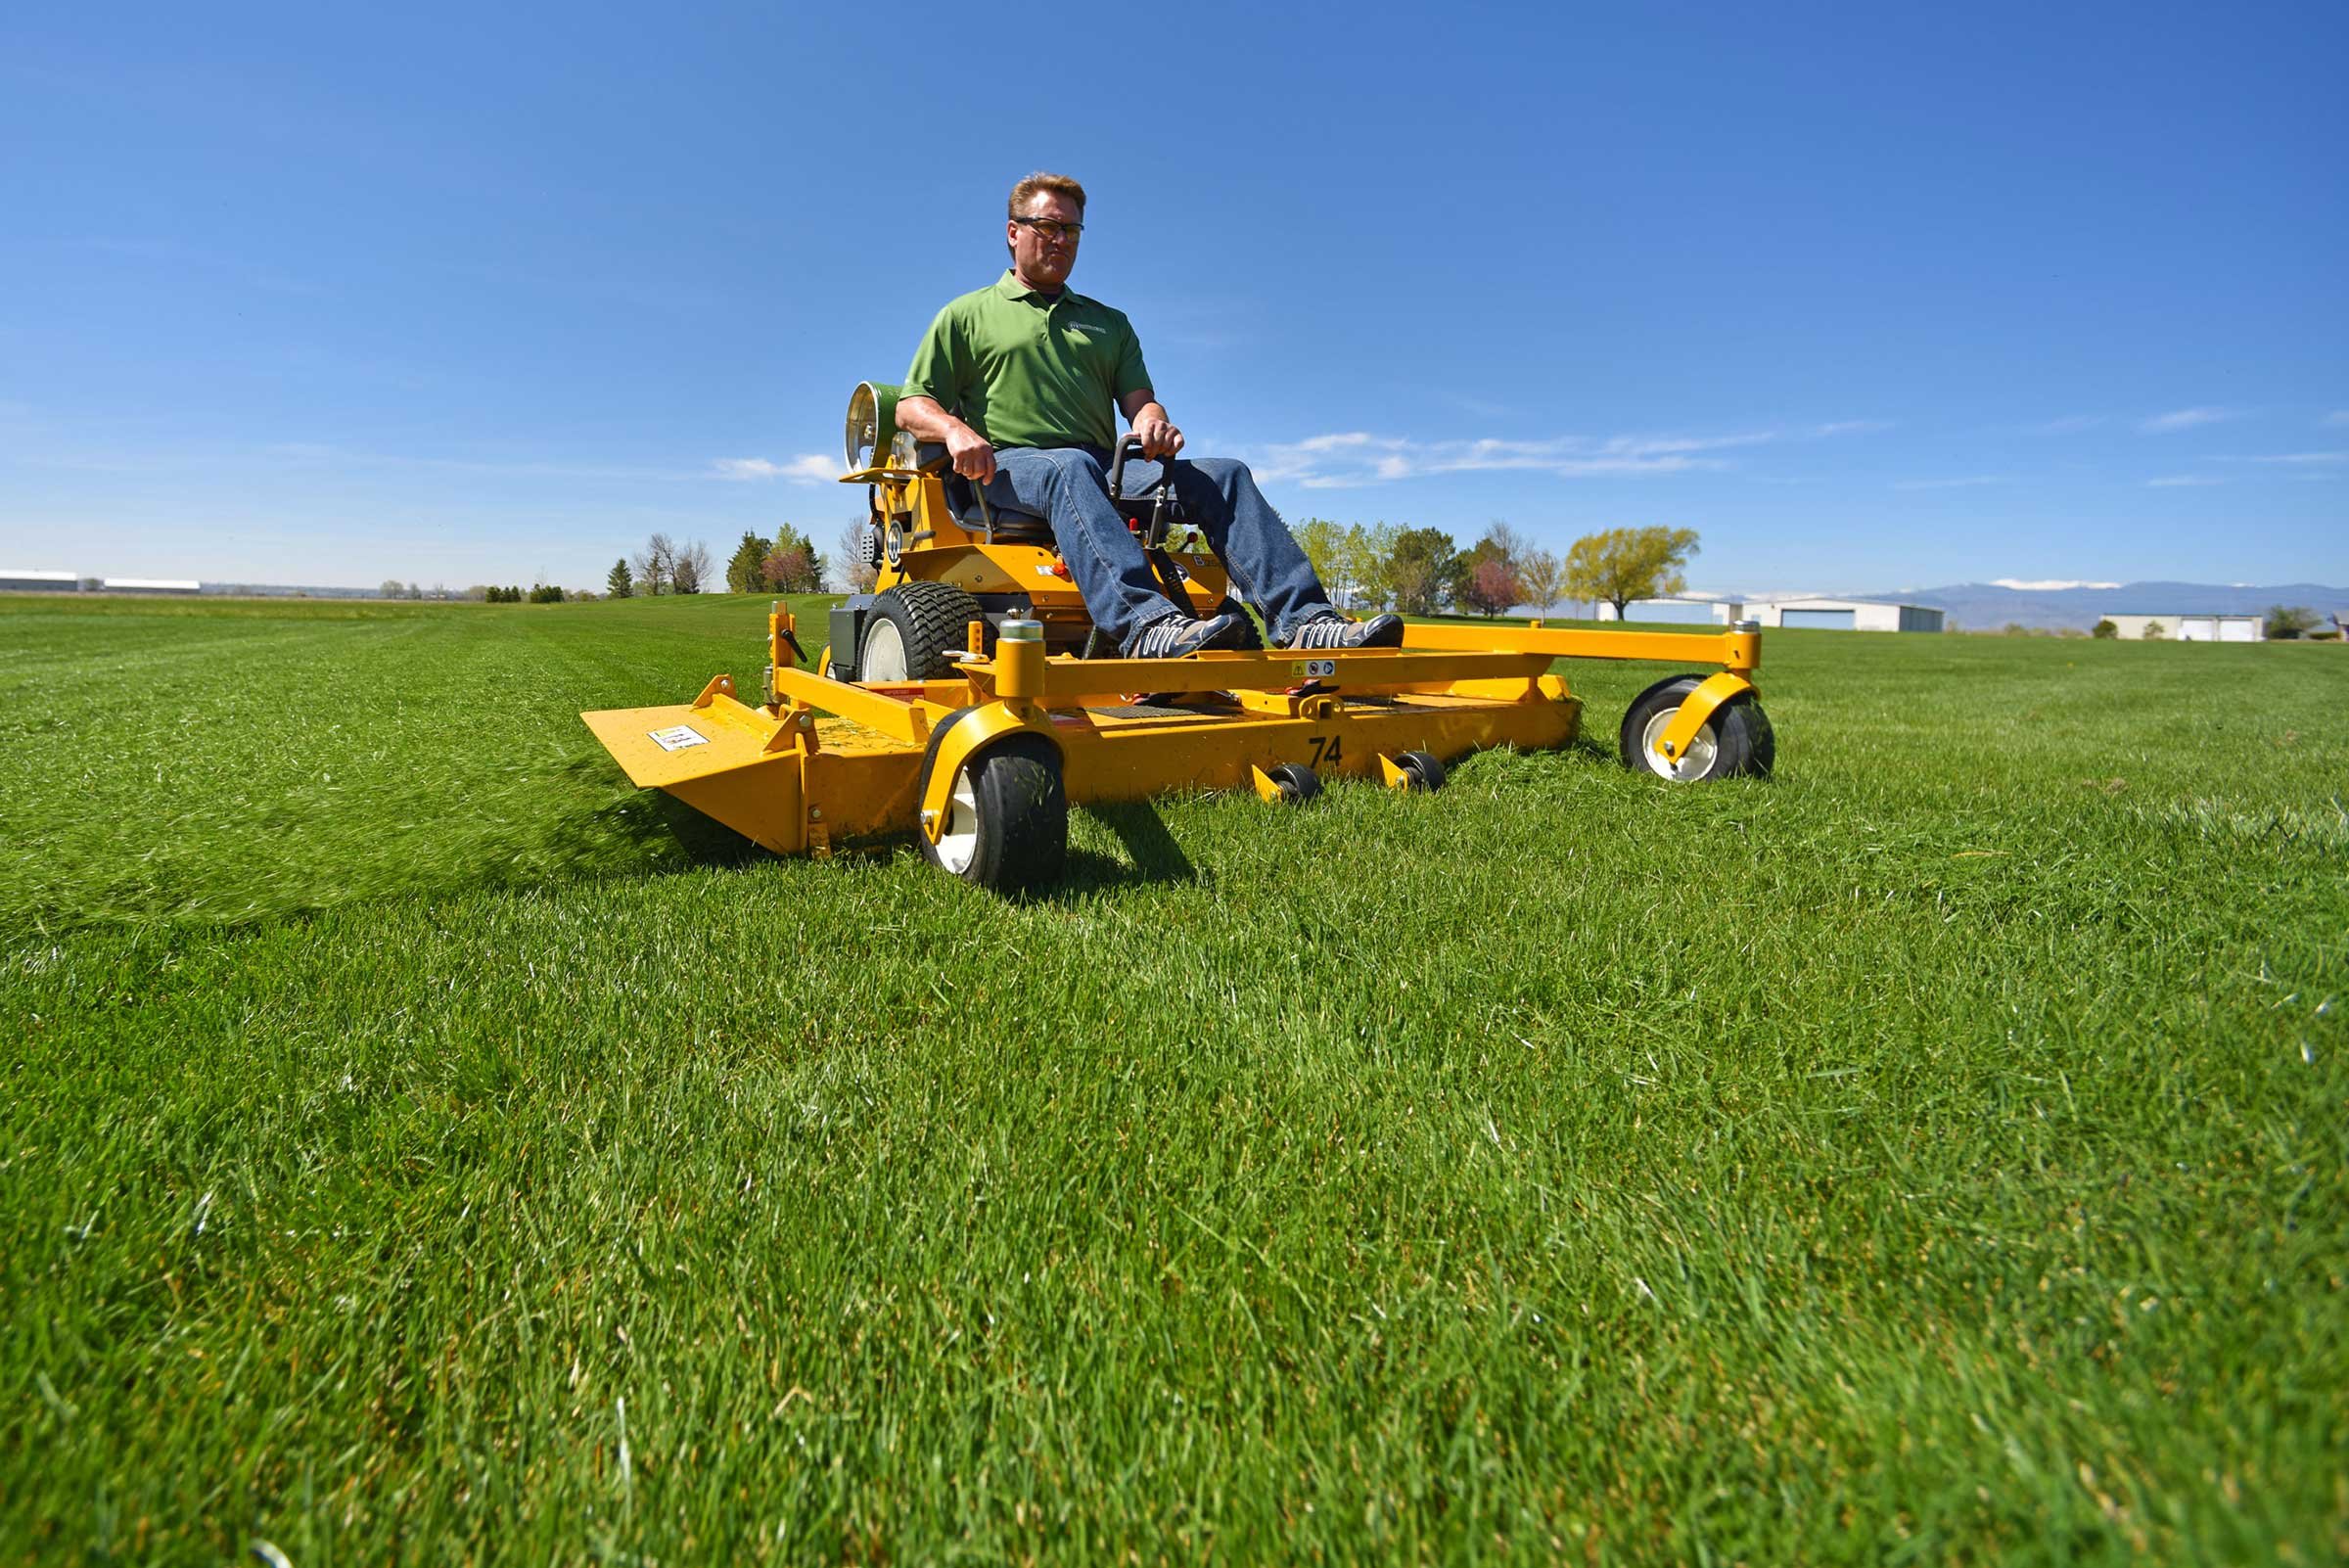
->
xmin=99 ymin=577 xmax=202 ymax=595
xmin=2098 ymin=612 xmax=2262 ymax=642
xmin=1594 ymin=596 xmax=1945 ymax=631
xmin=0 ymin=570 xmax=79 ymax=593
xmin=1738 ymin=598 xmax=1945 ymax=631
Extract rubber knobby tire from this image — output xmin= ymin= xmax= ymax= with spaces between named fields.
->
xmin=920 ymin=732 xmax=1069 ymax=893
xmin=858 ymin=580 xmax=990 ymax=682
xmin=1618 ymin=674 xmax=1774 ymax=782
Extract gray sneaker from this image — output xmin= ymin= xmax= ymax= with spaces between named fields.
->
xmin=1284 ymin=611 xmax=1405 ymax=650
xmin=1126 ymin=609 xmax=1253 ymax=658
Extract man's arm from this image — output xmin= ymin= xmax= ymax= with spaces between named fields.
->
xmin=1120 ymin=389 xmax=1183 ymax=460
xmin=897 ymin=395 xmax=996 ymax=485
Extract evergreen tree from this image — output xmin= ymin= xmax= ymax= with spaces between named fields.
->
xmin=607 ymin=559 xmax=633 ymax=598
xmin=725 ymin=531 xmax=768 ymax=594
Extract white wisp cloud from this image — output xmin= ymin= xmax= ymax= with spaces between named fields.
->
xmin=2141 ymin=407 xmax=2235 ymax=434
xmin=713 ymin=455 xmax=840 ymax=484
xmin=1244 ymin=429 xmax=1776 ymax=489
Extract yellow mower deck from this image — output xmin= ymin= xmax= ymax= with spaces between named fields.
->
xmin=582 ymin=609 xmax=1761 ymax=867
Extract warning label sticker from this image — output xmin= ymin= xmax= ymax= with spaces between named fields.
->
xmin=1290 ymin=659 xmax=1337 ymax=678
xmin=648 ymin=725 xmax=709 ymax=752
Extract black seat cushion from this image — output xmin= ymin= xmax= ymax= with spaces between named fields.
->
xmin=914 ymin=440 xmax=1053 ymax=535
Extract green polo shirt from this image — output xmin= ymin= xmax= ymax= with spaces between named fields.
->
xmin=901 ymin=271 xmax=1153 ymax=451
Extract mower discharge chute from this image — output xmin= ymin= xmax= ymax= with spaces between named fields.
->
xmin=582 ymin=383 xmax=1773 ymax=891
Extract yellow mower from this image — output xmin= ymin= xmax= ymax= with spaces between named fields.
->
xmin=582 ymin=382 xmax=1773 ymax=891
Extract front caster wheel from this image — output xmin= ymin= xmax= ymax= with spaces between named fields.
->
xmin=1394 ymin=750 xmax=1446 ymax=792
xmin=1262 ymin=761 xmax=1322 ymax=804
xmin=1619 ymin=674 xmax=1774 ymax=781
xmin=920 ymin=733 xmax=1068 ymax=892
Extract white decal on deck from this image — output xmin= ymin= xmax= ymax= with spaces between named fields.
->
xmin=648 ymin=725 xmax=709 ymax=752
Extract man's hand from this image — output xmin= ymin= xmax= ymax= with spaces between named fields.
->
xmin=945 ymin=424 xmax=997 ymax=485
xmin=898 ymin=393 xmax=998 ymax=484
xmin=1132 ymin=408 xmax=1185 ymax=460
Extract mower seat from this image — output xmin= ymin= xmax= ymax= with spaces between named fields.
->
xmin=915 ymin=442 xmax=1056 ymax=543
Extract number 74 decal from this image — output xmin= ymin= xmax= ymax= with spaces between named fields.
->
xmin=1306 ymin=734 xmax=1343 ymax=767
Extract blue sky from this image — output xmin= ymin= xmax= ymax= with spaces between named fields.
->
xmin=3 ymin=1 xmax=2342 ymax=594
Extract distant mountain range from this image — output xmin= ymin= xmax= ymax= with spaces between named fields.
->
xmin=1858 ymin=581 xmax=2348 ymax=631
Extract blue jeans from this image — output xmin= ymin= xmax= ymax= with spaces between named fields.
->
xmin=986 ymin=446 xmax=1331 ymax=652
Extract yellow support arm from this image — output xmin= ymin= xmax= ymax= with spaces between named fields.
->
xmin=1401 ymin=622 xmax=1760 ymax=672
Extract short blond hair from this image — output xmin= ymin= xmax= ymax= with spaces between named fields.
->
xmin=1008 ymin=171 xmax=1086 ymax=216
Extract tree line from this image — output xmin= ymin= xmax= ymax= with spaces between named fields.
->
xmin=445 ymin=518 xmax=1699 ymax=618
xmin=602 ymin=524 xmax=879 ymax=599
xmin=1289 ymin=521 xmax=1700 ymax=619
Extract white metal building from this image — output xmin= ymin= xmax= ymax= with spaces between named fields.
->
xmin=1739 ymin=598 xmax=1945 ymax=632
xmin=0 ymin=570 xmax=79 ymax=593
xmin=2099 ymin=612 xmax=2261 ymax=642
xmin=1591 ymin=598 xmax=1739 ymax=624
xmin=100 ymin=577 xmax=203 ymax=595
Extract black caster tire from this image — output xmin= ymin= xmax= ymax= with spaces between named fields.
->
xmin=1618 ymin=674 xmax=1774 ymax=781
xmin=920 ymin=733 xmax=1068 ymax=892
xmin=1264 ymin=761 xmax=1321 ymax=804
xmin=1396 ymin=750 xmax=1446 ymax=792
xmin=859 ymin=581 xmax=990 ymax=681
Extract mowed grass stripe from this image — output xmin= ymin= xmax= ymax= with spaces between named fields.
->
xmin=2 ymin=595 xmax=2343 ymax=1563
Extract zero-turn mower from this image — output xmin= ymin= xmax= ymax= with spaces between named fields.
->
xmin=582 ymin=382 xmax=1773 ymax=891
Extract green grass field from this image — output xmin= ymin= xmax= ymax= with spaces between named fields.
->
xmin=3 ymin=593 xmax=2343 ymax=1564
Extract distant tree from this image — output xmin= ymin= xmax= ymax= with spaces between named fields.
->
xmin=1564 ymin=526 xmax=1701 ymax=620
xmin=762 ymin=544 xmax=816 ymax=593
xmin=78 ymin=577 xmax=102 ymax=592
xmin=2092 ymin=618 xmax=2118 ymax=639
xmin=1292 ymin=518 xmax=1344 ymax=602
xmin=1517 ymin=547 xmax=1563 ymax=615
xmin=2264 ymin=604 xmax=2318 ymax=639
xmin=1339 ymin=521 xmax=1401 ymax=611
xmin=725 ymin=530 xmax=768 ymax=594
xmin=379 ymin=578 xmax=405 ymax=599
xmin=672 ymin=540 xmax=713 ymax=595
xmin=606 ymin=559 xmax=634 ymax=599
xmin=761 ymin=524 xmax=825 ymax=593
xmin=633 ymin=532 xmax=677 ymax=595
xmin=1460 ymin=555 xmax=1523 ymax=618
xmin=405 ymin=581 xmax=423 ymax=600
xmin=1386 ymin=527 xmax=1462 ymax=615
xmin=462 ymin=584 xmax=491 ymax=602
xmin=2142 ymin=620 xmax=2166 ymax=640
xmin=2003 ymin=623 xmax=2029 ymax=636
xmin=1388 ymin=556 xmax=1434 ymax=619
xmin=836 ymin=520 xmax=878 ymax=593
xmin=529 ymin=583 xmax=566 ymax=604
xmin=1459 ymin=526 xmax=1528 ymax=618
xmin=1480 ymin=521 xmax=1531 ymax=570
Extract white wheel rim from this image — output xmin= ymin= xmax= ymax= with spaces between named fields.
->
xmin=934 ymin=768 xmax=980 ymax=874
xmin=862 ymin=621 xmax=908 ymax=681
xmin=1639 ymin=707 xmax=1718 ymax=782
